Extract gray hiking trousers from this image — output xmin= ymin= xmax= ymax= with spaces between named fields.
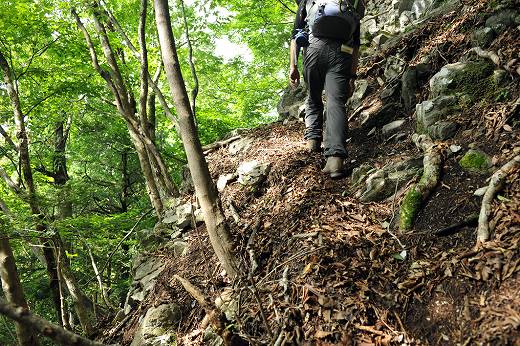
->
xmin=303 ymin=36 xmax=354 ymax=158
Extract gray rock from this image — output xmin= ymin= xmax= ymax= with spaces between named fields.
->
xmin=382 ymin=119 xmax=406 ymax=135
xmin=351 ymin=164 xmax=374 ymax=186
xmin=430 ymin=61 xmax=495 ymax=99
xmin=449 ymin=144 xmax=462 ymax=153
xmin=163 ymin=202 xmax=197 ymax=230
xmin=471 ymin=27 xmax=496 ymax=47
xmin=429 ymin=62 xmax=467 ymax=97
xmin=401 ymin=67 xmax=417 ymax=112
xmin=380 ymin=84 xmax=400 ymax=101
xmin=217 ymin=173 xmax=236 ymax=192
xmin=228 ymin=137 xmax=254 ymax=155
xmin=204 ymin=326 xmax=224 ymax=346
xmin=131 ymin=304 xmax=181 ymax=346
xmin=428 ymin=121 xmax=458 ymax=140
xmin=124 ymin=256 xmax=166 ymax=314
xmin=167 ymin=240 xmax=188 ymax=257
xmin=372 ymin=33 xmax=391 ymax=47
xmin=215 ymin=287 xmax=238 ymax=321
xmin=416 ymin=95 xmax=459 ymax=128
xmin=237 ymin=160 xmax=271 ymax=186
xmin=384 ymin=55 xmax=406 ymax=80
xmin=412 ymin=0 xmax=435 ymax=19
xmin=277 ymin=83 xmax=307 ymax=120
xmin=357 ymin=158 xmax=423 ymax=202
xmin=485 ymin=10 xmax=518 ymax=34
xmin=348 ymin=79 xmax=369 ymax=111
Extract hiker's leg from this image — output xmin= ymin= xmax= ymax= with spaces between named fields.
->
xmin=323 ymin=49 xmax=351 ymax=158
xmin=303 ymin=42 xmax=326 ymax=141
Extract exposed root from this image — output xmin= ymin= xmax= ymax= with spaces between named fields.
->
xmin=476 ymin=155 xmax=520 ymax=244
xmin=202 ymin=135 xmax=241 ymax=155
xmin=466 ymin=47 xmax=500 ymax=67
xmin=173 ymin=275 xmax=240 ymax=346
xmin=399 ymin=134 xmax=442 ymax=232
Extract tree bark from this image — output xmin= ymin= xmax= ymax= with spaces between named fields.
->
xmin=154 ymin=0 xmax=240 ymax=278
xmin=0 ymin=299 xmax=111 ymax=346
xmin=0 ymin=49 xmax=64 ymax=329
xmin=72 ymin=6 xmax=178 ymax=217
xmin=0 ymin=230 xmax=41 ymax=346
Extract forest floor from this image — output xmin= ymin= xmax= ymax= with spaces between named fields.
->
xmin=113 ymin=1 xmax=520 ymax=344
xmin=119 ymin=118 xmax=519 ymax=345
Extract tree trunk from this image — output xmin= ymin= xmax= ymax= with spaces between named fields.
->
xmin=0 ymin=49 xmax=64 ymax=328
xmin=73 ymin=6 xmax=178 ymax=217
xmin=0 ymin=231 xmax=41 ymax=346
xmin=154 ymin=0 xmax=240 ymax=278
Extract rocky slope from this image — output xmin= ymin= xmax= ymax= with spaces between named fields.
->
xmin=101 ymin=0 xmax=519 ymax=345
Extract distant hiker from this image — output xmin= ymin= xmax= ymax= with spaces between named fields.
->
xmin=289 ymin=0 xmax=364 ymax=179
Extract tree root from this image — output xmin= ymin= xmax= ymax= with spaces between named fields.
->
xmin=466 ymin=47 xmax=500 ymax=67
xmin=399 ymin=134 xmax=442 ymax=232
xmin=202 ymin=135 xmax=241 ymax=154
xmin=173 ymin=275 xmax=246 ymax=346
xmin=476 ymin=155 xmax=520 ymax=244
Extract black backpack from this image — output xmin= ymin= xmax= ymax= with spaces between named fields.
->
xmin=305 ymin=0 xmax=365 ymax=42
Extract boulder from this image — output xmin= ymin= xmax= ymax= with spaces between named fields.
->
xmin=411 ymin=0 xmax=435 ymax=19
xmin=485 ymin=10 xmax=519 ymax=34
xmin=237 ymin=160 xmax=271 ymax=186
xmin=384 ymin=55 xmax=406 ymax=80
xmin=228 ymin=137 xmax=254 ymax=155
xmin=401 ymin=67 xmax=417 ymax=112
xmin=217 ymin=173 xmax=236 ymax=192
xmin=131 ymin=304 xmax=181 ymax=346
xmin=277 ymin=83 xmax=307 ymax=121
xmin=163 ymin=202 xmax=202 ymax=230
xmin=355 ymin=158 xmax=423 ymax=202
xmin=348 ymin=79 xmax=369 ymax=111
xmin=382 ymin=119 xmax=406 ymax=135
xmin=415 ymin=95 xmax=460 ymax=140
xmin=471 ymin=27 xmax=496 ymax=48
xmin=124 ymin=256 xmax=166 ymax=314
xmin=429 ymin=61 xmax=494 ymax=99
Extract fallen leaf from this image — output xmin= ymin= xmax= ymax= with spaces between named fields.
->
xmin=315 ymin=330 xmax=333 ymax=339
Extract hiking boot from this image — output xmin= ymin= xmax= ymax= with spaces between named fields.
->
xmin=307 ymin=139 xmax=321 ymax=152
xmin=322 ymin=156 xmax=345 ymax=179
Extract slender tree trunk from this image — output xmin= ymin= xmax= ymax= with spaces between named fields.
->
xmin=0 ymin=230 xmax=41 ymax=346
xmin=154 ymin=0 xmax=240 ymax=278
xmin=73 ymin=6 xmax=178 ymax=217
xmin=0 ymin=49 xmax=64 ymax=328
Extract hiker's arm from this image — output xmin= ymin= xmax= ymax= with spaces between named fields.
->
xmin=289 ymin=39 xmax=300 ymax=88
xmin=289 ymin=0 xmax=306 ymax=88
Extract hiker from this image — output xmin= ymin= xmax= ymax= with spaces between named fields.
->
xmin=289 ymin=0 xmax=364 ymax=178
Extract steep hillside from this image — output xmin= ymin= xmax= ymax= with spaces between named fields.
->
xmin=102 ymin=0 xmax=519 ymax=345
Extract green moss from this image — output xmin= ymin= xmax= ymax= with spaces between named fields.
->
xmin=399 ymin=187 xmax=422 ymax=232
xmin=459 ymin=149 xmax=491 ymax=172
xmin=451 ymin=61 xmax=495 ymax=103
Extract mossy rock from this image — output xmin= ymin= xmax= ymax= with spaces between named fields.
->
xmin=459 ymin=149 xmax=492 ymax=173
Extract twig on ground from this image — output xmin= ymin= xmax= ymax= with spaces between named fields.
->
xmin=476 ymin=155 xmax=520 ymax=244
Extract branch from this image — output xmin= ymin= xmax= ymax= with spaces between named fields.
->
xmin=0 ymin=125 xmax=18 ymax=153
xmin=276 ymin=0 xmax=297 ymax=14
xmin=0 ymin=299 xmax=113 ymax=346
xmin=180 ymin=0 xmax=199 ymax=117
xmin=16 ymin=36 xmax=61 ymax=80
xmin=477 ymin=155 xmax=520 ymax=244
xmin=0 ymin=166 xmax=21 ymax=195
xmin=138 ymin=0 xmax=149 ymax=133
xmin=101 ymin=4 xmax=179 ymax=128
